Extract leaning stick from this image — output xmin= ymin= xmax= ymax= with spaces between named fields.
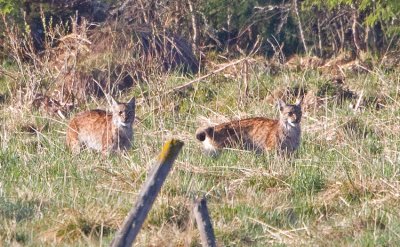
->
xmin=111 ymin=139 xmax=184 ymax=247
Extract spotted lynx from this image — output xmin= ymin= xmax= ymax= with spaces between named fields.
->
xmin=66 ymin=97 xmax=135 ymax=154
xmin=195 ymin=99 xmax=302 ymax=155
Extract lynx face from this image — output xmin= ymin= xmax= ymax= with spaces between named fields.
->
xmin=278 ymin=99 xmax=302 ymax=127
xmin=112 ymin=98 xmax=135 ymax=127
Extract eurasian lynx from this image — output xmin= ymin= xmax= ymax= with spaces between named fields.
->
xmin=66 ymin=97 xmax=135 ymax=154
xmin=195 ymin=99 xmax=302 ymax=155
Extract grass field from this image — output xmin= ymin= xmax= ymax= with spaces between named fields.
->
xmin=1 ymin=61 xmax=400 ymax=246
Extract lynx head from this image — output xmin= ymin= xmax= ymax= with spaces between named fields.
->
xmin=111 ymin=97 xmax=136 ymax=127
xmin=278 ymin=98 xmax=302 ymax=127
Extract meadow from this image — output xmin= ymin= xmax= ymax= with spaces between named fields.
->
xmin=1 ymin=57 xmax=400 ymax=246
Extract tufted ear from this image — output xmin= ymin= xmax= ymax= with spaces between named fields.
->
xmin=277 ymin=99 xmax=286 ymax=111
xmin=127 ymin=97 xmax=135 ymax=108
xmin=105 ymin=94 xmax=118 ymax=108
xmin=295 ymin=96 xmax=303 ymax=107
xmin=111 ymin=97 xmax=118 ymax=107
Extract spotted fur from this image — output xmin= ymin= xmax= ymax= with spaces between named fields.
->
xmin=195 ymin=99 xmax=302 ymax=155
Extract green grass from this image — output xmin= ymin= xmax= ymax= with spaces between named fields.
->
xmin=1 ymin=63 xmax=400 ymax=246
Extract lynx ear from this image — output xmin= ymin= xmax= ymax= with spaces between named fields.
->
xmin=277 ymin=99 xmax=286 ymax=111
xmin=295 ymin=96 xmax=303 ymax=106
xmin=127 ymin=97 xmax=135 ymax=108
xmin=105 ymin=94 xmax=118 ymax=107
xmin=111 ymin=97 xmax=118 ymax=107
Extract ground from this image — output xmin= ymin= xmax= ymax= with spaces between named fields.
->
xmin=1 ymin=59 xmax=400 ymax=246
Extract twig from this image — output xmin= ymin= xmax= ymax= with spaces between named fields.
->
xmin=0 ymin=67 xmax=17 ymax=80
xmin=353 ymin=90 xmax=363 ymax=112
xmin=248 ymin=217 xmax=294 ymax=240
xmin=133 ymin=58 xmax=251 ymax=107
xmin=165 ymin=57 xmax=248 ymax=94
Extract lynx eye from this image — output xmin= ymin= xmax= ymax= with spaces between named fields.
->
xmin=119 ymin=111 xmax=123 ymax=115
xmin=288 ymin=112 xmax=294 ymax=116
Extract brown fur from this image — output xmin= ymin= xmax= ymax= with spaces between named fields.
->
xmin=66 ymin=97 xmax=135 ymax=154
xmin=196 ymin=99 xmax=303 ymax=155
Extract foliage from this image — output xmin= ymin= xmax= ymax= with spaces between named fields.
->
xmin=304 ymin=0 xmax=400 ymax=28
xmin=199 ymin=0 xmax=301 ymax=55
xmin=1 ymin=0 xmax=400 ymax=60
xmin=0 ymin=0 xmax=19 ymax=15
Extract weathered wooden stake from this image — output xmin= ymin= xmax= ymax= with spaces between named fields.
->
xmin=193 ymin=197 xmax=217 ymax=247
xmin=111 ymin=139 xmax=184 ymax=247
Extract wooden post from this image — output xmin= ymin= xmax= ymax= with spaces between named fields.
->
xmin=193 ymin=197 xmax=217 ymax=247
xmin=111 ymin=139 xmax=184 ymax=247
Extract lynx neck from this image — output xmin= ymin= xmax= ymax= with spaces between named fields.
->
xmin=279 ymin=120 xmax=301 ymax=153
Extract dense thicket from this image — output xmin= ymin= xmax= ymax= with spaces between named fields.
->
xmin=1 ymin=0 xmax=399 ymax=59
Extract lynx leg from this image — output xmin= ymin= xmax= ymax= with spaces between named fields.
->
xmin=101 ymin=143 xmax=113 ymax=156
xmin=66 ymin=121 xmax=81 ymax=154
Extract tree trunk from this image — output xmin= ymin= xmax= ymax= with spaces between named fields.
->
xmin=352 ymin=7 xmax=365 ymax=57
xmin=188 ymin=0 xmax=199 ymax=51
xmin=293 ymin=0 xmax=308 ymax=53
xmin=317 ymin=16 xmax=322 ymax=57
